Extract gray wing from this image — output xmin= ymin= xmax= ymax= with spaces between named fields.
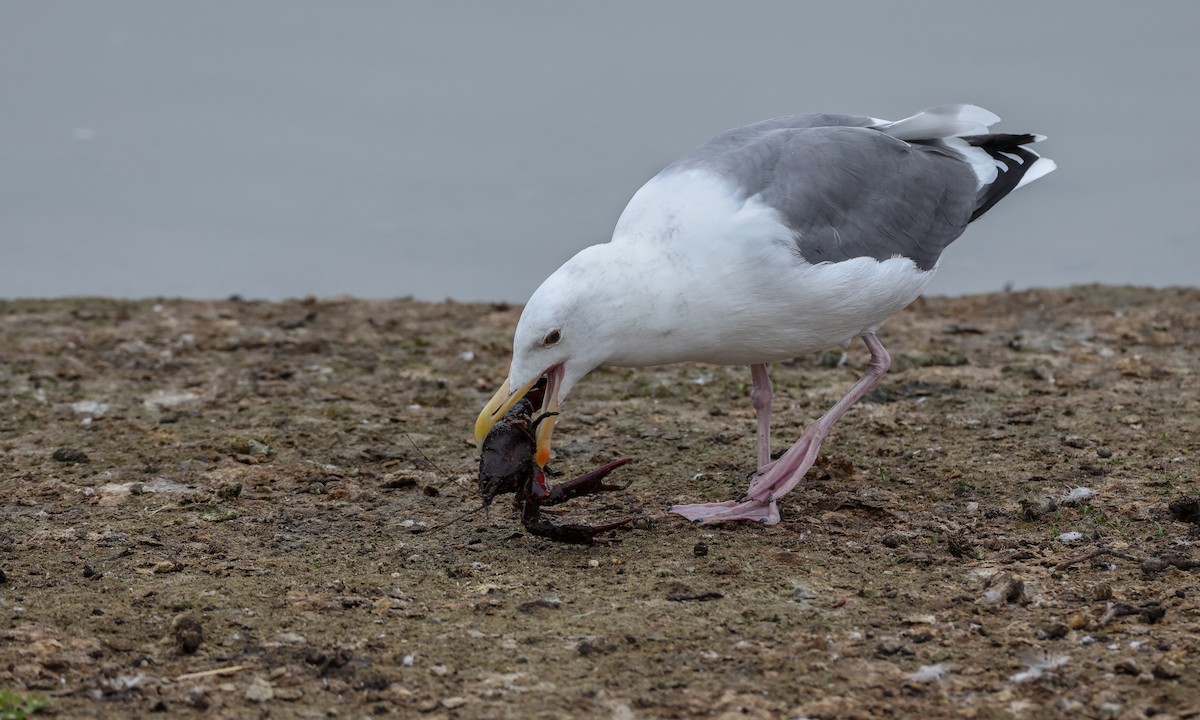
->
xmin=667 ymin=118 xmax=979 ymax=271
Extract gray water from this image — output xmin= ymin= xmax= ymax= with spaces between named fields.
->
xmin=2 ymin=1 xmax=1197 ymax=302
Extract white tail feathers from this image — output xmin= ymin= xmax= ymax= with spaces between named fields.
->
xmin=874 ymin=104 xmax=1001 ymax=141
xmin=873 ymin=104 xmax=1056 ymax=199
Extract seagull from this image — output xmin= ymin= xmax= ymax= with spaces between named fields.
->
xmin=474 ymin=104 xmax=1055 ymax=525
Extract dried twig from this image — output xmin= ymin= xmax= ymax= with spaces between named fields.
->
xmin=1055 ymin=548 xmax=1140 ymax=571
xmin=175 ymin=665 xmax=249 ymax=682
xmin=666 ymin=591 xmax=724 ymax=602
xmin=1055 ymin=547 xmax=1199 ymax=574
xmin=1140 ymin=555 xmax=1200 ymax=573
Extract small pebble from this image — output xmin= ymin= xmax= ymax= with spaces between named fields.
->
xmin=52 ymin=447 xmax=90 ymax=464
xmin=244 ymin=677 xmax=274 ymax=703
xmin=907 ymin=663 xmax=948 ymax=683
xmin=946 ymin=532 xmax=974 ymax=558
xmin=1066 ymin=611 xmax=1089 ymax=630
xmin=171 ymin=615 xmax=204 ymax=654
xmin=1041 ymin=622 xmax=1069 ymax=640
xmin=693 ymin=542 xmax=709 ymax=557
xmin=1114 ymin=659 xmax=1140 ymax=676
xmin=1153 ymin=659 xmax=1182 ymax=679
xmin=1167 ymin=496 xmax=1200 ymax=525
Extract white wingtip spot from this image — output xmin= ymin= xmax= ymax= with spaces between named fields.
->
xmin=1015 ymin=157 xmax=1057 ymax=189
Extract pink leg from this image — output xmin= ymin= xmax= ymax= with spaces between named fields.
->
xmin=670 ymin=334 xmax=891 ymax=525
xmin=750 ymin=363 xmax=773 ymax=470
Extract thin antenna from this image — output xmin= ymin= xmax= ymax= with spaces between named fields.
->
xmin=404 ymin=432 xmax=489 ymax=531
xmin=405 ymin=432 xmax=457 ymax=481
xmin=414 ymin=503 xmax=486 ymax=533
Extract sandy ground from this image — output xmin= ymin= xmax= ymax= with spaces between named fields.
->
xmin=1 ymin=285 xmax=1198 ymax=719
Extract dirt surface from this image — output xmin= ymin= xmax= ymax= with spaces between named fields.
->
xmin=1 ymin=286 xmax=1199 ymax=720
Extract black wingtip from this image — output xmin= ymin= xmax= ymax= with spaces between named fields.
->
xmin=965 ymin=134 xmax=1046 ymax=222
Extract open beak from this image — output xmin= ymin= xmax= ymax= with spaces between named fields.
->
xmin=474 ymin=364 xmax=562 ymax=467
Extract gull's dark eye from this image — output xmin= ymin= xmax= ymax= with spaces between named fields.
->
xmin=542 ymin=329 xmax=562 ymax=346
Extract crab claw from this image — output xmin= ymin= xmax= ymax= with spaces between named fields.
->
xmin=543 ymin=458 xmax=634 ymax=505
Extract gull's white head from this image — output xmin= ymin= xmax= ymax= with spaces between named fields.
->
xmin=473 ymin=245 xmax=628 ymax=466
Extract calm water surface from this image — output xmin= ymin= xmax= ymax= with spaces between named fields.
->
xmin=2 ymin=2 xmax=1197 ymax=301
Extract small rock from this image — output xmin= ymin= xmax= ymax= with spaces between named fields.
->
xmin=981 ymin=572 xmax=1024 ymax=605
xmin=441 ymin=696 xmax=467 ymax=709
xmin=245 ymin=677 xmax=274 ymax=703
xmin=52 ymin=447 xmax=90 ymax=464
xmin=1167 ymin=496 xmax=1200 ymax=525
xmin=1041 ymin=622 xmax=1069 ymax=640
xmin=71 ymin=400 xmax=109 ymax=416
xmin=151 ymin=561 xmax=182 ymax=574
xmin=187 ymin=689 xmax=210 ymax=710
xmin=693 ymin=542 xmax=709 ymax=557
xmin=1115 ymin=356 xmax=1145 ymax=378
xmin=577 ymin=640 xmax=615 ymax=656
xmin=517 ymin=598 xmax=562 ymax=612
xmin=876 ymin=638 xmax=914 ymax=657
xmin=144 ymin=389 xmax=199 ymax=409
xmin=1140 ymin=605 xmax=1166 ymax=624
xmin=381 ymin=470 xmax=420 ymax=489
xmin=1153 ymin=658 xmax=1182 ymax=679
xmin=171 ymin=615 xmax=204 ymax=654
xmin=1114 ymin=659 xmax=1141 ymax=676
xmin=274 ymin=688 xmax=303 ymax=701
xmin=1066 ymin=611 xmax=1089 ymax=630
xmin=1019 ymin=495 xmax=1056 ymax=519
xmin=665 ymin=591 xmax=723 ymax=602
xmin=946 ymin=532 xmax=974 ymax=558
xmin=229 ymin=437 xmax=271 ymax=457
xmin=907 ymin=663 xmax=948 ymax=683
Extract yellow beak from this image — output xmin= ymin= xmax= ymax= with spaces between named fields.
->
xmin=474 ymin=374 xmax=559 ymax=467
